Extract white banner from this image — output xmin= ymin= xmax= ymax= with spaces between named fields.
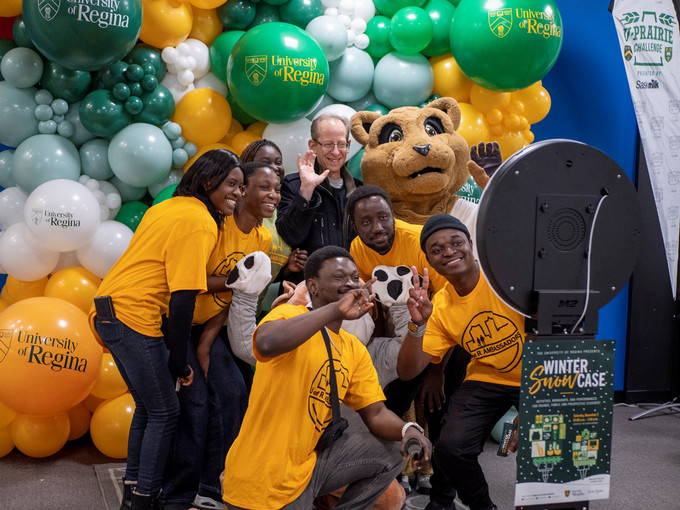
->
xmin=612 ymin=0 xmax=680 ymax=298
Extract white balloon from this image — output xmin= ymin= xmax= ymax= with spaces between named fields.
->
xmin=194 ymin=72 xmax=228 ymax=97
xmin=76 ymin=220 xmax=134 ymax=278
xmin=262 ymin=118 xmax=313 ymax=177
xmin=353 ymin=0 xmax=376 ymax=21
xmin=354 ymin=33 xmax=370 ymax=50
xmin=177 ymin=69 xmax=195 ymax=87
xmin=24 ymin=179 xmax=101 ymax=252
xmin=350 ymin=18 xmax=367 ymax=34
xmin=0 ymin=222 xmax=59 ymax=281
xmin=0 ymin=187 xmax=28 ymax=230
xmin=160 ymin=73 xmax=195 ymax=104
xmin=313 ymin=104 xmax=361 ymax=159
xmin=53 ymin=250 xmax=82 ymax=272
xmin=338 ymin=0 xmax=355 ymax=15
xmin=322 ymin=0 xmax=341 ymax=7
xmin=183 ymin=39 xmax=210 ymax=80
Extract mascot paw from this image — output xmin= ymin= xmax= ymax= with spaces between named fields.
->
xmin=371 ymin=265 xmax=414 ymax=307
xmin=226 ymin=251 xmax=272 ymax=295
xmin=470 ymin=141 xmax=502 ymax=178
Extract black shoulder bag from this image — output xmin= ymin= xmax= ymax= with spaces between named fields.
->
xmin=314 ymin=327 xmax=349 ymax=451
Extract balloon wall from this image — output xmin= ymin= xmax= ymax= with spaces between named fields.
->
xmin=0 ymin=0 xmax=562 ymax=458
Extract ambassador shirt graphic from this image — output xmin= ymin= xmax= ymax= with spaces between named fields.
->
xmin=463 ymin=310 xmax=523 ymax=374
xmin=308 ymin=356 xmax=349 ymax=432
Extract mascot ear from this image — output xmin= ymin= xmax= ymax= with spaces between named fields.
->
xmin=351 ymin=110 xmax=382 ymax=146
xmin=426 ymin=97 xmax=462 ymax=131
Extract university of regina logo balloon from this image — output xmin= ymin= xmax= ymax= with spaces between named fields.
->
xmin=38 ymin=0 xmax=61 ymax=21
xmin=462 ymin=311 xmax=523 ymax=373
xmin=0 ymin=329 xmax=11 ymax=363
xmin=308 ymin=358 xmax=349 ymax=432
xmin=489 ymin=8 xmax=512 ymax=39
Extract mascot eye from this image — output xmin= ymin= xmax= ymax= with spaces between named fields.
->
xmin=388 ymin=129 xmax=403 ymax=142
xmin=378 ymin=122 xmax=404 ymax=145
xmin=424 ymin=117 xmax=444 ymax=137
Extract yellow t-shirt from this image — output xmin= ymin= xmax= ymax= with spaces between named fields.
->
xmin=350 ymin=218 xmax=448 ymax=294
xmin=423 ymin=272 xmax=525 ymax=386
xmin=91 ymin=196 xmax=217 ymax=337
xmin=192 ymin=214 xmax=273 ymax=325
xmin=222 ymin=304 xmax=386 ymax=510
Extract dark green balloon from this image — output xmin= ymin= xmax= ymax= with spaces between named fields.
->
xmin=98 ymin=61 xmax=129 ymax=89
xmin=217 ymin=0 xmax=257 ymax=30
xmin=134 ymin=84 xmax=175 ymax=126
xmin=0 ymin=39 xmax=17 ymax=81
xmin=114 ymin=200 xmax=149 ymax=232
xmin=125 ymin=44 xmax=166 ymax=82
xmin=210 ymin=31 xmax=246 ymax=84
xmin=365 ymin=16 xmax=393 ymax=59
xmin=79 ymin=90 xmax=131 ymax=137
xmin=278 ymin=0 xmax=324 ymax=28
xmin=227 ymin=91 xmax=257 ymax=125
xmin=422 ymin=0 xmax=456 ymax=57
xmin=152 ymin=184 xmax=178 ymax=206
xmin=365 ymin=103 xmax=389 ymax=115
xmin=41 ymin=62 xmax=92 ymax=103
xmin=249 ymin=2 xmax=280 ymax=28
xmin=12 ymin=16 xmax=36 ymax=50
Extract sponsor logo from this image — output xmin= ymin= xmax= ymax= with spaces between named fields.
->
xmin=624 ymin=45 xmax=633 ymax=60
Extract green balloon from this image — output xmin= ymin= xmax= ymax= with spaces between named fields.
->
xmin=227 ymin=22 xmax=329 ymax=123
xmin=279 ymin=0 xmax=324 ymax=28
xmin=12 ymin=16 xmax=36 ymax=50
xmin=455 ymin=175 xmax=483 ymax=203
xmin=114 ymin=200 xmax=149 ymax=232
xmin=249 ymin=2 xmax=280 ymax=28
xmin=262 ymin=0 xmax=287 ymax=4
xmin=365 ymin=16 xmax=393 ymax=59
xmin=210 ymin=31 xmax=246 ymax=84
xmin=22 ymin=0 xmax=142 ymax=71
xmin=365 ymin=103 xmax=389 ymax=115
xmin=346 ymin=148 xmax=364 ymax=181
xmin=152 ymin=184 xmax=178 ymax=206
xmin=0 ymin=39 xmax=17 ymax=80
xmin=450 ymin=0 xmax=563 ymax=91
xmin=217 ymin=0 xmax=257 ymax=30
xmin=125 ymin=44 xmax=166 ymax=82
xmin=134 ymin=85 xmax=176 ymax=126
xmin=79 ymin=90 xmax=132 ymax=138
xmin=374 ymin=0 xmax=425 ymax=17
xmin=422 ymin=0 xmax=456 ymax=57
xmin=389 ymin=7 xmax=434 ymax=55
xmin=227 ymin=90 xmax=258 ymax=125
xmin=41 ymin=62 xmax=92 ymax=103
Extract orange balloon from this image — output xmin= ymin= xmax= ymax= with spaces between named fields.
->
xmin=0 ymin=299 xmax=8 ymax=315
xmin=0 ymin=424 xmax=14 ymax=458
xmin=524 ymin=129 xmax=535 ymax=144
xmin=139 ymin=0 xmax=193 ymax=49
xmin=456 ymin=103 xmax=491 ymax=149
xmin=220 ymin=120 xmax=244 ymax=146
xmin=469 ymin=85 xmax=511 ymax=114
xmin=190 ymin=0 xmax=225 ymax=8
xmin=0 ymin=0 xmax=21 ymax=17
xmin=189 ymin=6 xmax=223 ymax=46
xmin=183 ymin=143 xmax=235 ymax=172
xmin=172 ymin=88 xmax=232 ymax=147
xmin=0 ymin=276 xmax=48 ymax=304
xmin=83 ymin=393 xmax=105 ymax=413
xmin=512 ymin=82 xmax=551 ymax=124
xmin=44 ymin=267 xmax=101 ymax=314
xmin=246 ymin=121 xmax=268 ymax=138
xmin=66 ymin=402 xmax=91 ymax=441
xmin=496 ymin=130 xmax=527 ymax=159
xmin=0 ymin=401 xmax=16 ymax=429
xmin=11 ymin=412 xmax=70 ymax=458
xmin=230 ymin=131 xmax=261 ymax=156
xmin=430 ymin=53 xmax=473 ymax=103
xmin=90 ymin=393 xmax=135 ymax=459
xmin=0 ymin=297 xmax=103 ymax=416
xmin=90 ymin=352 xmax=128 ymax=400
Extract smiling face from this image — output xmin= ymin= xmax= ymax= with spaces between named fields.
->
xmin=243 ymin=166 xmax=281 ymax=219
xmin=309 ymin=117 xmax=350 ymax=178
xmin=352 ymin=195 xmax=395 ymax=255
xmin=307 ymin=256 xmax=360 ymax=308
xmin=252 ymin=145 xmax=284 ymax=181
xmin=208 ymin=167 xmax=243 ymax=216
xmin=424 ymin=228 xmax=475 ymax=280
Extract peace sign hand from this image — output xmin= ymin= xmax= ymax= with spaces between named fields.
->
xmin=406 ymin=266 xmax=433 ymax=326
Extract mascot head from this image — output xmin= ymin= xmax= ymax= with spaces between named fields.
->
xmin=351 ymin=97 xmax=470 ymax=224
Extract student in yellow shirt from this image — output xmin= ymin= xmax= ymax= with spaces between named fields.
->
xmin=397 ymin=214 xmax=524 ymax=510
xmin=90 ymin=149 xmax=244 ymax=510
xmin=222 ymin=246 xmax=431 ymax=510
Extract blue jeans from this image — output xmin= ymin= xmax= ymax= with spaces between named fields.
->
xmin=94 ymin=316 xmax=180 ymax=497
xmin=161 ymin=325 xmax=248 ymax=506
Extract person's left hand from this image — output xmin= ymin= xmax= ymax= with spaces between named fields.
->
xmin=418 ymin=365 xmax=446 ymax=413
xmin=337 ymin=279 xmax=376 ymax=320
xmin=178 ymin=365 xmax=194 ymax=387
xmin=286 ymin=248 xmax=307 ymax=273
xmin=400 ymin=427 xmax=432 ymax=465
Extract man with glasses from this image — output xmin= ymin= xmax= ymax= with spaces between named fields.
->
xmin=276 ymin=113 xmax=362 ymax=283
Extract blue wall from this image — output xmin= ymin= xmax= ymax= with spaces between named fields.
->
xmin=532 ymin=0 xmax=638 ymax=390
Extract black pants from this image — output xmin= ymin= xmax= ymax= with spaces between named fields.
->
xmin=429 ymin=380 xmax=520 ymax=510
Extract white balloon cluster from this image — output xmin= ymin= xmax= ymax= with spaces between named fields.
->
xmin=77 ymin=175 xmax=122 ymax=221
xmin=321 ymin=0 xmax=376 ymax=50
xmin=160 ymin=39 xmax=213 ymax=103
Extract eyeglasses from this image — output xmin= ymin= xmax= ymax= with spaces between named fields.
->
xmin=313 ymin=139 xmax=350 ymax=152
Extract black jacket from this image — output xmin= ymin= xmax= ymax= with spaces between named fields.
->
xmin=276 ymin=161 xmax=361 ymax=256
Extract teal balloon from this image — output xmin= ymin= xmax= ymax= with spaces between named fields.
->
xmin=22 ymin=0 xmax=142 ymax=71
xmin=114 ymin=201 xmax=149 ymax=232
xmin=491 ymin=406 xmax=518 ymax=442
xmin=374 ymin=0 xmax=425 ymax=17
xmin=64 ymin=100 xmax=96 ymax=147
xmin=12 ymin=134 xmax=81 ymax=193
xmin=0 ymin=150 xmax=17 ymax=188
xmin=12 ymin=16 xmax=36 ymax=50
xmin=80 ymin=90 xmax=132 ymax=138
xmin=152 ymin=184 xmax=178 ymax=206
xmin=422 ymin=0 xmax=456 ymax=57
xmin=79 ymin=138 xmax=114 ymax=180
xmin=249 ymin=2 xmax=280 ymax=27
xmin=227 ymin=91 xmax=258 ymax=125
xmin=279 ymin=0 xmax=323 ymax=28
xmin=364 ymin=103 xmax=389 ymax=115
xmin=0 ymin=47 xmax=43 ymax=88
xmin=262 ymin=0 xmax=287 ymax=4
xmin=125 ymin=44 xmax=166 ymax=82
xmin=0 ymin=82 xmax=39 ymax=148
xmin=373 ymin=52 xmax=433 ymax=109
xmin=41 ymin=62 xmax=92 ymax=103
xmin=227 ymin=22 xmax=329 ymax=123
xmin=108 ymin=123 xmax=172 ymax=188
xmin=347 ymin=148 xmax=364 ymax=181
xmin=0 ymin=40 xmax=17 ymax=81
xmin=210 ymin=31 xmax=246 ymax=84
xmin=110 ymin=176 xmax=148 ymax=202
xmin=304 ymin=15 xmax=347 ymax=63
xmin=217 ymin=0 xmax=256 ymax=30
xmin=365 ymin=16 xmax=393 ymax=59
xmin=450 ymin=0 xmax=563 ymax=91
xmin=327 ymin=48 xmax=374 ymax=103
xmin=134 ymin=85 xmax=176 ymax=126
xmin=389 ymin=7 xmax=434 ymax=55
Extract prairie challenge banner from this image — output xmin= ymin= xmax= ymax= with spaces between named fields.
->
xmin=612 ymin=0 xmax=680 ymax=298
xmin=515 ymin=339 xmax=615 ymax=506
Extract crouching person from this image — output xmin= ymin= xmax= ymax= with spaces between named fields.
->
xmin=222 ymin=246 xmax=431 ymax=510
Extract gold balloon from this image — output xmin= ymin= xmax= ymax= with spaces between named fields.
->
xmin=90 ymin=393 xmax=135 ymax=459
xmin=11 ymin=412 xmax=70 ymax=458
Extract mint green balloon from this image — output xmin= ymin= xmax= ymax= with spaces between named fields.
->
xmin=80 ymin=138 xmax=114 ymax=180
xmin=210 ymin=31 xmax=246 ymax=84
xmin=12 ymin=134 xmax=81 ymax=193
xmin=41 ymin=62 xmax=93 ymax=103
xmin=79 ymin=90 xmax=132 ymax=138
xmin=422 ymin=0 xmax=456 ymax=57
xmin=114 ymin=201 xmax=149 ymax=232
xmin=305 ymin=15 xmax=347 ymax=63
xmin=279 ymin=0 xmax=324 ymax=29
xmin=0 ymin=47 xmax=43 ymax=88
xmin=373 ymin=52 xmax=433 ymax=108
xmin=365 ymin=16 xmax=393 ymax=59
xmin=110 ymin=176 xmax=148 ymax=202
xmin=0 ymin=40 xmax=17 ymax=81
xmin=327 ymin=48 xmax=374 ymax=103
xmin=389 ymin=7 xmax=434 ymax=55
xmin=0 ymin=82 xmax=39 ymax=148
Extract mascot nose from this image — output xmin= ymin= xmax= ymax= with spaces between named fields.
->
xmin=412 ymin=144 xmax=431 ymax=156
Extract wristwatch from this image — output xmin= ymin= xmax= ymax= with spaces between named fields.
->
xmin=402 ymin=421 xmax=425 ymax=439
xmin=407 ymin=320 xmax=427 ymax=337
